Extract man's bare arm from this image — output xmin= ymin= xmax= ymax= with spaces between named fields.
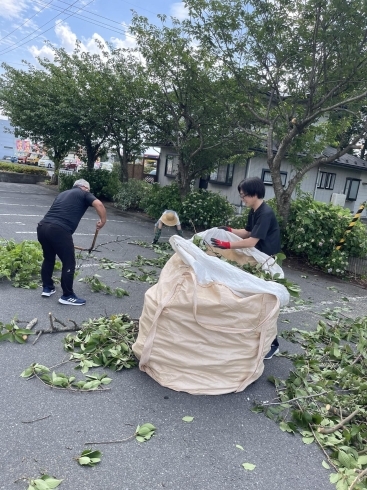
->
xmin=92 ymin=199 xmax=107 ymax=230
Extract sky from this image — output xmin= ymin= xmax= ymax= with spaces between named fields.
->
xmin=0 ymin=0 xmax=188 ymax=151
xmin=0 ymin=0 xmax=189 ymax=70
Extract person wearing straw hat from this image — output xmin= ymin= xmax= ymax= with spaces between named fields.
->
xmin=152 ymin=210 xmax=183 ymax=244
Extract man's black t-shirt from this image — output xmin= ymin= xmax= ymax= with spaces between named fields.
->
xmin=40 ymin=187 xmax=96 ymax=234
xmin=245 ymin=202 xmax=281 ymax=256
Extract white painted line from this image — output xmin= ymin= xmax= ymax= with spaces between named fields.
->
xmin=0 ymin=203 xmax=48 ymax=207
xmin=0 ymin=214 xmax=43 ymax=217
xmin=0 ymin=213 xmax=127 ymax=223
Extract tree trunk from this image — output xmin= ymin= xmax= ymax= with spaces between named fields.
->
xmin=177 ymin=155 xmax=191 ymax=198
xmin=121 ymin=146 xmax=129 ymax=182
xmin=85 ymin=142 xmax=96 ymax=171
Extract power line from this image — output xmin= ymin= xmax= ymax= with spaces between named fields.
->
xmin=30 ymin=0 xmax=134 ymax=39
xmin=0 ymin=0 xmax=92 ymax=56
xmin=40 ymin=0 xmax=151 ymax=27
xmin=0 ymin=0 xmax=163 ymax=60
xmin=0 ymin=0 xmax=55 ymax=44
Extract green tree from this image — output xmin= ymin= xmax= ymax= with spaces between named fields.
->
xmin=0 ymin=63 xmax=74 ymax=180
xmin=130 ymin=14 xmax=250 ymax=197
xmin=186 ymin=0 xmax=367 ymax=224
xmin=43 ymin=43 xmax=114 ymax=170
xmin=107 ymin=49 xmax=152 ymax=182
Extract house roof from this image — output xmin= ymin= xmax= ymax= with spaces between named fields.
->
xmin=322 ymin=147 xmax=367 ymax=172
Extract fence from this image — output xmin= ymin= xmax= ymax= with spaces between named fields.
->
xmin=346 ymin=256 xmax=367 ymax=277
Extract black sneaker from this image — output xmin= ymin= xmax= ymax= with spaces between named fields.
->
xmin=264 ymin=344 xmax=280 ymax=360
xmin=152 ymin=239 xmax=158 ymax=244
xmin=58 ymin=294 xmax=86 ymax=306
xmin=41 ymin=287 xmax=56 ymax=297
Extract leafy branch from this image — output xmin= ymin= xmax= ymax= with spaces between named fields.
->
xmin=255 ymin=313 xmax=367 ymax=490
xmin=20 ymin=363 xmax=112 ymax=392
xmin=63 ymin=314 xmax=138 ymax=372
xmin=85 ymin=423 xmax=156 ymax=445
xmin=79 ymin=274 xmax=129 ymax=297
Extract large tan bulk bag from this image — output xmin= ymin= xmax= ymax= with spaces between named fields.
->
xmin=132 ymin=236 xmax=289 ymax=395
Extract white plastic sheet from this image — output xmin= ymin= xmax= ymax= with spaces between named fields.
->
xmin=171 ymin=233 xmax=290 ymax=307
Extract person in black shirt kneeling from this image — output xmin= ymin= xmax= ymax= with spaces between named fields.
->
xmin=211 ymin=176 xmax=281 ymax=360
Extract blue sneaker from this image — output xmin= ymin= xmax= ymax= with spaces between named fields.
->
xmin=58 ymin=294 xmax=86 ymax=306
xmin=41 ymin=287 xmax=56 ymax=297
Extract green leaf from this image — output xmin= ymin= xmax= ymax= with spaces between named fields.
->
xmin=136 ymin=436 xmax=145 ymax=443
xmin=20 ymin=367 xmax=34 ymax=378
xmin=302 ymin=437 xmax=314 ymax=445
xmin=78 ymin=456 xmax=91 ymax=465
xmin=182 ymin=416 xmax=194 ymax=422
xmin=358 ymin=455 xmax=367 ymax=466
xmin=279 ymin=421 xmax=294 ymax=433
xmin=241 ymin=463 xmax=256 ymax=471
xmin=322 ymin=461 xmax=330 ymax=469
xmin=41 ymin=476 xmax=63 ymax=489
xmin=236 ymin=445 xmax=244 ymax=450
xmin=329 ymin=473 xmax=340 ymax=483
xmin=32 ymin=480 xmax=50 ymax=490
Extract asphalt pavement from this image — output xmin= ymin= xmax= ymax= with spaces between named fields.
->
xmin=0 ymin=182 xmax=366 ymax=490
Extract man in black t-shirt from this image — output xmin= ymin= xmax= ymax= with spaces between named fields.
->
xmin=211 ymin=176 xmax=281 ymax=360
xmin=37 ymin=179 xmax=107 ymax=306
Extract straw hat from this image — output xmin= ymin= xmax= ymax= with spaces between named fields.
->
xmin=160 ymin=211 xmax=179 ymax=227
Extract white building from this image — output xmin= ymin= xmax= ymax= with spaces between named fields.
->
xmin=156 ymin=146 xmax=367 ymax=217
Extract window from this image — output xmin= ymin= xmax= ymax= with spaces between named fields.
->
xmin=209 ymin=164 xmax=234 ymax=185
xmin=261 ymin=169 xmax=287 ymax=186
xmin=317 ymin=171 xmax=336 ymax=190
xmin=344 ymin=178 xmax=361 ymax=201
xmin=165 ymin=154 xmax=178 ymax=177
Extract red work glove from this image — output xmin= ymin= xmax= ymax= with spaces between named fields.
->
xmin=211 ymin=238 xmax=231 ymax=249
xmin=218 ymin=226 xmax=232 ymax=232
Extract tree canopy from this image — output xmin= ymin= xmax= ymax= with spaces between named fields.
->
xmin=185 ymin=0 xmax=367 ymax=222
xmin=131 ymin=14 xmax=252 ymax=196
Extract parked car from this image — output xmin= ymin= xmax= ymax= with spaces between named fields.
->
xmin=3 ymin=155 xmax=18 ymax=163
xmin=26 ymin=153 xmax=42 ymax=165
xmin=38 ymin=156 xmax=55 ymax=169
xmin=61 ymin=160 xmax=79 ymax=171
xmin=17 ymin=152 xmax=31 ymax=164
xmin=149 ymin=169 xmax=157 ymax=176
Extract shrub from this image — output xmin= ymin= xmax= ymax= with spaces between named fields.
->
xmin=141 ymin=182 xmax=182 ymax=219
xmin=114 ymin=179 xmax=152 ymax=211
xmin=0 ymin=162 xmax=47 ymax=175
xmin=0 ymin=239 xmax=60 ymax=288
xmin=180 ymin=189 xmax=235 ymax=229
xmin=284 ymin=195 xmax=367 ymax=275
xmin=59 ymin=169 xmax=121 ymax=200
xmin=140 ymin=183 xmax=235 ymax=229
xmin=227 ymin=208 xmax=250 ymax=229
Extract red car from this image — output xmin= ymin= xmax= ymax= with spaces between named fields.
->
xmin=17 ymin=152 xmax=31 ymax=164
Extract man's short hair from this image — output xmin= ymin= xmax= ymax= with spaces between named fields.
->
xmin=73 ymin=179 xmax=90 ymax=191
xmin=238 ymin=177 xmax=265 ymax=199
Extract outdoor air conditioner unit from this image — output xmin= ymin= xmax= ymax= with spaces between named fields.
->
xmin=331 ymin=193 xmax=346 ymax=207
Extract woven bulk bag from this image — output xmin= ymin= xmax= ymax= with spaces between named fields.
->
xmin=132 ymin=236 xmax=289 ymax=395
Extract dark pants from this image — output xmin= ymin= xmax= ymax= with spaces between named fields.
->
xmin=37 ymin=222 xmax=75 ymax=296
